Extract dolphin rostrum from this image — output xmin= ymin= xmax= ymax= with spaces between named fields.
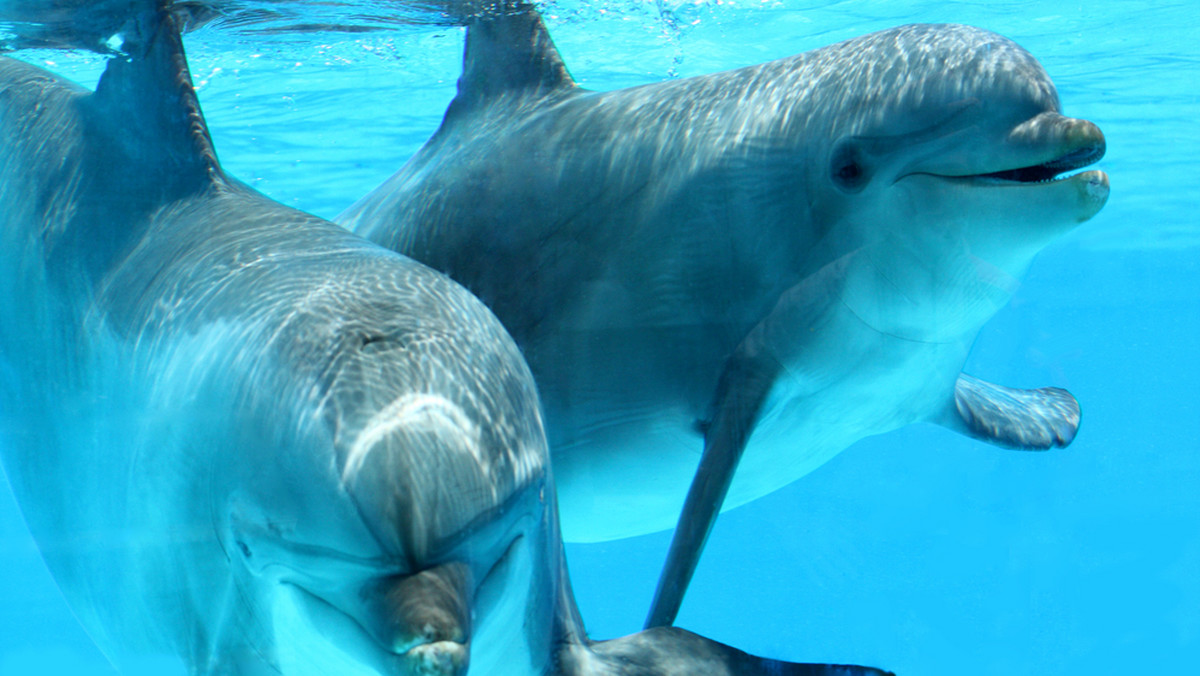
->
xmin=0 ymin=2 xmax=890 ymax=674
xmin=337 ymin=2 xmax=1109 ymax=628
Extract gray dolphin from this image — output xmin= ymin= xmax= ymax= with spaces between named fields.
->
xmin=0 ymin=3 xmax=890 ymax=674
xmin=337 ymin=3 xmax=1109 ymax=628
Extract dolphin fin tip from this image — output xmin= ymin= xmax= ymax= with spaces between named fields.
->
xmin=952 ymin=373 xmax=1081 ymax=450
xmin=445 ymin=1 xmax=575 ymax=121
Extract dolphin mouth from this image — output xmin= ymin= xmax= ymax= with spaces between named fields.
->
xmin=962 ymin=112 xmax=1107 ymax=186
xmin=911 ymin=113 xmax=1107 ymax=187
xmin=972 ymin=143 xmax=1106 ymax=184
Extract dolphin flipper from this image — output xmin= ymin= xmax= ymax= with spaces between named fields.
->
xmin=949 ymin=373 xmax=1081 ymax=449
xmin=584 ymin=626 xmax=894 ymax=676
xmin=645 ymin=342 xmax=781 ymax=629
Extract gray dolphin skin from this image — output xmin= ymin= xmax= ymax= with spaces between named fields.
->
xmin=337 ymin=2 xmax=1110 ymax=629
xmin=0 ymin=3 xmax=892 ymax=674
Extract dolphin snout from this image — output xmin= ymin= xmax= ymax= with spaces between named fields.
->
xmin=400 ymin=641 xmax=469 ymax=676
xmin=366 ymin=564 xmax=472 ymax=675
xmin=1008 ymin=111 xmax=1105 ymax=165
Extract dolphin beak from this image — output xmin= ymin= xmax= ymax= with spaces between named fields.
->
xmin=899 ymin=110 xmax=1108 ymax=198
xmin=910 ymin=110 xmax=1110 ymax=223
xmin=357 ymin=563 xmax=473 ymax=675
xmin=982 ymin=111 xmax=1106 ymax=183
xmin=1008 ymin=112 xmax=1104 ymax=156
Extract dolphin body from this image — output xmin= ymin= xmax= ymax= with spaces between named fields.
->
xmin=337 ymin=3 xmax=1110 ymax=628
xmin=0 ymin=4 xmax=890 ymax=675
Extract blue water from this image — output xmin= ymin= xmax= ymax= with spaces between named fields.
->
xmin=1 ymin=0 xmax=1197 ymax=674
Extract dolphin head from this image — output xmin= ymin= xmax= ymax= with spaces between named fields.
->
xmin=810 ymin=24 xmax=1109 ymax=258
xmin=331 ymin=315 xmax=555 ymax=676
xmin=795 ymin=24 xmax=1108 ymax=338
xmin=223 ymin=268 xmax=554 ymax=675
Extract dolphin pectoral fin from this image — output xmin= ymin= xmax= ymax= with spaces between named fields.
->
xmin=645 ymin=346 xmax=780 ymax=629
xmin=946 ymin=373 xmax=1081 ymax=449
xmin=581 ymin=626 xmax=894 ymax=676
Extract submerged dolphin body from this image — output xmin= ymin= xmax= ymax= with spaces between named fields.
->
xmin=338 ymin=4 xmax=1109 ymax=627
xmin=0 ymin=4 xmax=889 ymax=675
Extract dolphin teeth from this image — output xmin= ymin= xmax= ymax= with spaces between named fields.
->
xmin=977 ymin=142 xmax=1105 ymax=183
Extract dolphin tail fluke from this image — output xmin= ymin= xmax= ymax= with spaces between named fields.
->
xmin=645 ymin=341 xmax=780 ymax=629
xmin=945 ymin=373 xmax=1080 ymax=449
xmin=573 ymin=626 xmax=893 ymax=676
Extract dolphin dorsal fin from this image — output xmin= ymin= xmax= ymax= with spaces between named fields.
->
xmin=90 ymin=2 xmax=223 ymax=192
xmin=443 ymin=2 xmax=577 ymax=123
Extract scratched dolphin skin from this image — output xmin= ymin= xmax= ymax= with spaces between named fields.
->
xmin=0 ymin=3 xmax=892 ymax=675
xmin=338 ymin=2 xmax=1109 ymax=628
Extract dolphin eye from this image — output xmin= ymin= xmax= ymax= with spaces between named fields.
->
xmin=830 ymin=140 xmax=870 ymax=192
xmin=836 ymin=160 xmax=863 ymax=183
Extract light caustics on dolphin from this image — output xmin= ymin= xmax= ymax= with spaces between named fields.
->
xmin=0 ymin=1 xmax=891 ymax=674
xmin=337 ymin=1 xmax=1109 ymax=631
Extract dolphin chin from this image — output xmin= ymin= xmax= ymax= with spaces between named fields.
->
xmin=902 ymin=167 xmax=1110 ymax=231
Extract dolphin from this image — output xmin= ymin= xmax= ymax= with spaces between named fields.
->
xmin=337 ymin=2 xmax=1110 ymax=628
xmin=0 ymin=3 xmax=890 ymax=674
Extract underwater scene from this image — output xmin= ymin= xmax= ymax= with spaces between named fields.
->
xmin=0 ymin=0 xmax=1196 ymax=674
